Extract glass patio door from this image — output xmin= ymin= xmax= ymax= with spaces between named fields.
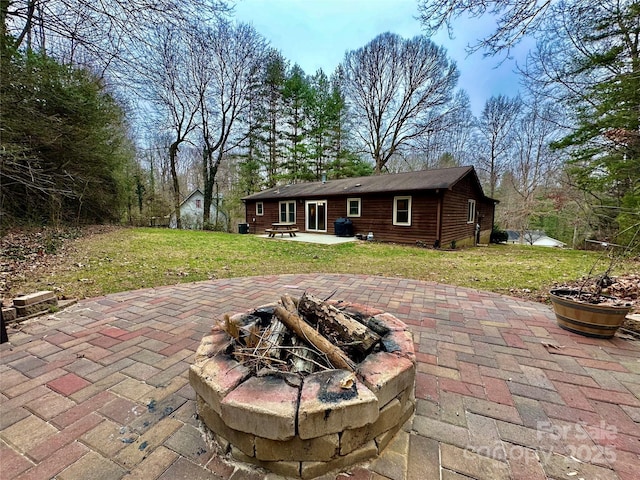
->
xmin=306 ymin=201 xmax=327 ymax=232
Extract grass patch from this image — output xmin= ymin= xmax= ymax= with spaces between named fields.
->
xmin=8 ymin=227 xmax=636 ymax=302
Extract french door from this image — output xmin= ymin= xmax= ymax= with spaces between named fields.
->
xmin=306 ymin=200 xmax=327 ymax=232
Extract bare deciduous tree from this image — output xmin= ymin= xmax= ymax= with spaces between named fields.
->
xmin=193 ymin=20 xmax=268 ymax=227
xmin=499 ymin=97 xmax=563 ymax=234
xmin=476 ymin=94 xmax=522 ymax=197
xmin=417 ymin=0 xmax=553 ymax=55
xmin=412 ymin=90 xmax=476 ymax=169
xmin=141 ymin=25 xmax=200 ymax=229
xmin=342 ymin=32 xmax=459 ymax=174
xmin=3 ymin=0 xmax=229 ymax=71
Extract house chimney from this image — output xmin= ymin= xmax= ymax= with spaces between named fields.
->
xmin=321 ymin=171 xmax=327 ymax=183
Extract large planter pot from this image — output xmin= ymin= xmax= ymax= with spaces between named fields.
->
xmin=549 ymin=288 xmax=632 ymax=339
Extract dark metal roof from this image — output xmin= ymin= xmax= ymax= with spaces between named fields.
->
xmin=243 ymin=166 xmax=492 ymax=201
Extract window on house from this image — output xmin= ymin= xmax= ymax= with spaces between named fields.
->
xmin=347 ymin=198 xmax=361 ymax=217
xmin=467 ymin=199 xmax=476 ymax=224
xmin=279 ymin=201 xmax=296 ymax=224
xmin=393 ymin=196 xmax=412 ymax=226
xmin=195 ymin=199 xmax=202 ymax=209
xmin=256 ymin=202 xmax=264 ymax=216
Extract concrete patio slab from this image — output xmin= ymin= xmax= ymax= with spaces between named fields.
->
xmin=1 ymin=274 xmax=638 ymax=479
xmin=257 ymin=232 xmax=358 ymax=244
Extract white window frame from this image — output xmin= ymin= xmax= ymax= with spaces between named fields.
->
xmin=305 ymin=200 xmax=328 ymax=232
xmin=393 ymin=196 xmax=412 ymax=226
xmin=279 ymin=200 xmax=296 ymax=224
xmin=467 ymin=199 xmax=476 ymax=224
xmin=256 ymin=202 xmax=264 ymax=216
xmin=346 ymin=198 xmax=361 ymax=218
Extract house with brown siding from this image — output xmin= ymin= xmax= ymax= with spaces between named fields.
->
xmin=242 ymin=166 xmax=497 ymax=246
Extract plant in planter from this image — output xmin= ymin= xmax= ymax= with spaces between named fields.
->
xmin=549 ymin=231 xmax=639 ymax=338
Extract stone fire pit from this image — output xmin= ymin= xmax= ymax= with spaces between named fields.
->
xmin=190 ymin=297 xmax=416 ymax=479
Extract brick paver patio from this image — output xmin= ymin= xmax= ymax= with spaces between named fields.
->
xmin=1 ymin=274 xmax=638 ymax=480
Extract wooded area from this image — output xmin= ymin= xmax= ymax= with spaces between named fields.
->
xmin=1 ymin=0 xmax=638 ymax=248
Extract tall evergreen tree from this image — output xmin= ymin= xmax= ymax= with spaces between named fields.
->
xmin=236 ymin=79 xmax=267 ymax=195
xmin=0 ymin=45 xmax=135 ymax=226
xmin=546 ymin=1 xmax=640 ymax=240
xmin=324 ymin=67 xmax=372 ymax=178
xmin=307 ymin=69 xmax=333 ymax=180
xmin=261 ymin=50 xmax=287 ymax=188
xmin=281 ymin=64 xmax=312 ymax=183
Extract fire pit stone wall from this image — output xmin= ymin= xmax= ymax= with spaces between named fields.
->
xmin=190 ymin=300 xmax=416 ymax=479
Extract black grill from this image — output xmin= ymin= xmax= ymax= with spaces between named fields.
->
xmin=334 ymin=218 xmax=354 ymax=237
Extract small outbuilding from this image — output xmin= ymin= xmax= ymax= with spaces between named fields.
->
xmin=170 ymin=188 xmax=224 ymax=230
xmin=242 ymin=166 xmax=497 ymax=247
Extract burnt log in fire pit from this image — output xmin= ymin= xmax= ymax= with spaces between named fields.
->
xmin=190 ymin=293 xmax=416 ymax=478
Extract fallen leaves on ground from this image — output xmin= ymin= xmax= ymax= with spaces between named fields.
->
xmin=0 ymin=226 xmax=116 ymax=302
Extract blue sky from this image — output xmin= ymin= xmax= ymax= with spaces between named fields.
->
xmin=233 ymin=0 xmax=531 ymax=116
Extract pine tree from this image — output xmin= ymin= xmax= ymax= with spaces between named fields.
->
xmin=261 ymin=50 xmax=287 ymax=188
xmin=307 ymin=70 xmax=333 ymax=181
xmin=0 ymin=45 xmax=134 ymax=226
xmin=236 ymin=81 xmax=268 ymax=195
xmin=281 ymin=64 xmax=312 ymax=183
xmin=550 ymin=1 xmax=640 ymax=240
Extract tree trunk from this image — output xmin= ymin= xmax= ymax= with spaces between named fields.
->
xmin=14 ymin=0 xmax=36 ymax=49
xmin=202 ymin=146 xmax=212 ymax=226
xmin=169 ymin=141 xmax=182 ymax=229
xmin=202 ymin=147 xmax=222 ymax=228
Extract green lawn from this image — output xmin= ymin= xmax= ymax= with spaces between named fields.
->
xmin=14 ymin=227 xmax=634 ymax=303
